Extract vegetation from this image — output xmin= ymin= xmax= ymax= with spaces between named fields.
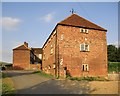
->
xmin=67 ymin=76 xmax=108 ymax=81
xmin=107 ymin=45 xmax=120 ymax=62
xmin=33 ymin=71 xmax=53 ymax=78
xmin=2 ymin=73 xmax=15 ymax=95
xmin=108 ymin=62 xmax=120 ymax=73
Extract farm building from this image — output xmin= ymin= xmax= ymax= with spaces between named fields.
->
xmin=13 ymin=42 xmax=42 ymax=70
xmin=42 ymin=13 xmax=108 ymax=78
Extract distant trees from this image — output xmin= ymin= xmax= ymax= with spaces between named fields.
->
xmin=107 ymin=45 xmax=120 ymax=62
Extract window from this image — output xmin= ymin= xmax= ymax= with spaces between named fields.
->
xmin=60 ymin=58 xmax=63 ymax=65
xmin=48 ymin=65 xmax=51 ymax=70
xmin=80 ymin=28 xmax=88 ymax=33
xmin=82 ymin=64 xmax=89 ymax=71
xmin=50 ymin=45 xmax=53 ymax=54
xmin=53 ymin=64 xmax=55 ymax=69
xmin=39 ymin=54 xmax=42 ymax=59
xmin=61 ymin=34 xmax=64 ymax=40
xmin=80 ymin=43 xmax=89 ymax=51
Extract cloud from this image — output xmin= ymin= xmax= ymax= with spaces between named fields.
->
xmin=1 ymin=17 xmax=21 ymax=31
xmin=39 ymin=12 xmax=55 ymax=23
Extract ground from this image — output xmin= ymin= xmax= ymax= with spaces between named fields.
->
xmin=2 ymin=70 xmax=119 ymax=94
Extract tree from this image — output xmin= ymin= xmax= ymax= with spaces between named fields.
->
xmin=117 ymin=47 xmax=120 ymax=62
xmin=107 ymin=45 xmax=118 ymax=62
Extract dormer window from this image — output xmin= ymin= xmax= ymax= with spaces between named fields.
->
xmin=80 ymin=28 xmax=88 ymax=33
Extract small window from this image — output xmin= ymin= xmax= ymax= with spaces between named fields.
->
xmin=80 ymin=28 xmax=88 ymax=33
xmin=50 ymin=45 xmax=53 ymax=54
xmin=80 ymin=43 xmax=89 ymax=51
xmin=48 ymin=65 xmax=51 ymax=70
xmin=82 ymin=64 xmax=89 ymax=71
xmin=61 ymin=34 xmax=64 ymax=40
xmin=60 ymin=58 xmax=63 ymax=65
xmin=53 ymin=64 xmax=55 ymax=69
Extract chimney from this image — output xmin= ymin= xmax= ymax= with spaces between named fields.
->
xmin=24 ymin=42 xmax=28 ymax=47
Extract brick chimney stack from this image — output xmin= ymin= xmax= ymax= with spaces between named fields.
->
xmin=24 ymin=42 xmax=28 ymax=47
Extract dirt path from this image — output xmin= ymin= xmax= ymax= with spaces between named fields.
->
xmin=3 ymin=70 xmax=119 ymax=94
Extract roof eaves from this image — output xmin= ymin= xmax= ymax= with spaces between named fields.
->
xmin=57 ymin=23 xmax=107 ymax=32
xmin=42 ymin=24 xmax=58 ymax=49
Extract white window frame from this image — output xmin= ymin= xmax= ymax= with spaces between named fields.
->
xmin=82 ymin=64 xmax=89 ymax=71
xmin=80 ymin=28 xmax=88 ymax=33
xmin=80 ymin=43 xmax=89 ymax=51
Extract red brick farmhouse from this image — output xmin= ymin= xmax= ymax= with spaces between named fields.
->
xmin=13 ymin=42 xmax=42 ymax=70
xmin=42 ymin=14 xmax=108 ymax=78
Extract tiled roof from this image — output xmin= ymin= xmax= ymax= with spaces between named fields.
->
xmin=31 ymin=48 xmax=42 ymax=54
xmin=13 ymin=44 xmax=30 ymax=50
xmin=58 ymin=14 xmax=107 ymax=31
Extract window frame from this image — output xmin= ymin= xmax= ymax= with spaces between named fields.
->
xmin=80 ymin=28 xmax=88 ymax=33
xmin=80 ymin=43 xmax=89 ymax=52
xmin=82 ymin=64 xmax=89 ymax=72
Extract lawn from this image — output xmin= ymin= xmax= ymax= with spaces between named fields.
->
xmin=108 ymin=62 xmax=120 ymax=73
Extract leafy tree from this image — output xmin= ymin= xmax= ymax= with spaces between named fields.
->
xmin=107 ymin=45 xmax=118 ymax=62
xmin=117 ymin=47 xmax=120 ymax=62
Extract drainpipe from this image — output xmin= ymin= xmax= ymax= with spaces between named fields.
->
xmin=55 ymin=27 xmax=57 ymax=78
xmin=55 ymin=26 xmax=60 ymax=78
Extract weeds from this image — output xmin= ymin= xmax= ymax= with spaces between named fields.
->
xmin=67 ymin=76 xmax=108 ymax=81
xmin=33 ymin=71 xmax=53 ymax=78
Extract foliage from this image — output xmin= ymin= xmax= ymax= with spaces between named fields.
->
xmin=2 ymin=73 xmax=15 ymax=95
xmin=67 ymin=76 xmax=108 ymax=81
xmin=33 ymin=71 xmax=53 ymax=78
xmin=107 ymin=45 xmax=120 ymax=62
xmin=108 ymin=62 xmax=120 ymax=73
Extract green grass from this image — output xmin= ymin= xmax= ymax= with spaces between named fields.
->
xmin=33 ymin=71 xmax=53 ymax=78
xmin=2 ymin=73 xmax=15 ymax=95
xmin=108 ymin=62 xmax=120 ymax=73
xmin=67 ymin=76 xmax=108 ymax=81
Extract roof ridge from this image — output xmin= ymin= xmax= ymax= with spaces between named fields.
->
xmin=58 ymin=13 xmax=107 ymax=31
xmin=77 ymin=15 xmax=106 ymax=30
xmin=58 ymin=14 xmax=75 ymax=24
xmin=13 ymin=44 xmax=30 ymax=50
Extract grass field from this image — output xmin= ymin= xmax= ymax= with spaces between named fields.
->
xmin=108 ymin=62 xmax=120 ymax=73
xmin=1 ymin=73 xmax=15 ymax=95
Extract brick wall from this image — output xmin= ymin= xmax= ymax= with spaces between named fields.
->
xmin=57 ymin=25 xmax=107 ymax=77
xmin=42 ymin=30 xmax=56 ymax=75
xmin=13 ymin=49 xmax=30 ymax=70
xmin=30 ymin=64 xmax=41 ymax=70
xmin=42 ymin=25 xmax=107 ymax=78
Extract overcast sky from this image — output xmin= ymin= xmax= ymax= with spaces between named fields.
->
xmin=1 ymin=2 xmax=118 ymax=63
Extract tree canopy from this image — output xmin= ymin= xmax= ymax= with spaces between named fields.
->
xmin=107 ymin=45 xmax=120 ymax=62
